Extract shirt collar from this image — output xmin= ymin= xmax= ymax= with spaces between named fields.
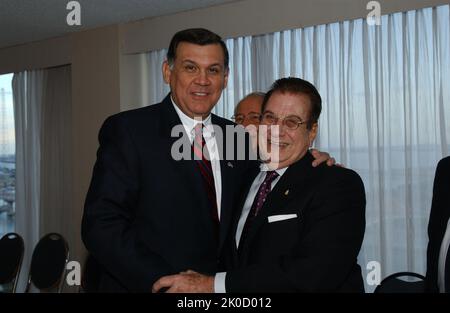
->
xmin=171 ymin=96 xmax=212 ymax=135
xmin=259 ymin=163 xmax=288 ymax=177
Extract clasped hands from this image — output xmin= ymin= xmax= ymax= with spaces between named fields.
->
xmin=152 ymin=270 xmax=214 ymax=293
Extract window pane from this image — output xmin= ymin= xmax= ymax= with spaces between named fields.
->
xmin=0 ymin=73 xmax=15 ymax=237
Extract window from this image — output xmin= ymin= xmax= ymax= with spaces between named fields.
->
xmin=0 ymin=73 xmax=15 ymax=237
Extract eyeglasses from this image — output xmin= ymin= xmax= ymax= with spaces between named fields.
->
xmin=231 ymin=113 xmax=262 ymax=124
xmin=260 ymin=112 xmax=309 ymax=130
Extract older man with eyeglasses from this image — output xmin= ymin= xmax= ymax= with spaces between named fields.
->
xmin=232 ymin=92 xmax=265 ymax=127
xmin=152 ymin=77 xmax=366 ymax=293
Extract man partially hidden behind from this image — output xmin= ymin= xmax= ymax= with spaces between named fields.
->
xmin=233 ymin=92 xmax=265 ymax=128
xmin=153 ymin=77 xmax=366 ymax=292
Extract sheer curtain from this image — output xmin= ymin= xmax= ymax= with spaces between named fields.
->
xmin=12 ymin=70 xmax=46 ymax=292
xmin=145 ymin=5 xmax=450 ymax=291
xmin=39 ymin=65 xmax=74 ymax=292
xmin=12 ymin=65 xmax=73 ymax=292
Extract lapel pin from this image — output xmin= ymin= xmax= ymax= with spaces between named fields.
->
xmin=284 ymin=189 xmax=290 ymax=196
xmin=227 ymin=162 xmax=233 ymax=168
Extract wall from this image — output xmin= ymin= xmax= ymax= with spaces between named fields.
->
xmin=121 ymin=0 xmax=449 ymax=54
xmin=119 ymin=53 xmax=152 ymax=111
xmin=0 ymin=36 xmax=71 ymax=75
xmin=71 ymin=25 xmax=122 ymax=265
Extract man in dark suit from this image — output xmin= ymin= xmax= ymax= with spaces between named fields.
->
xmin=153 ymin=77 xmax=366 ymax=292
xmin=426 ymin=156 xmax=450 ymax=292
xmin=81 ymin=28 xmax=251 ymax=292
xmin=82 ymin=29 xmax=332 ymax=292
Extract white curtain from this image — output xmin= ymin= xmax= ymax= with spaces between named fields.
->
xmin=145 ymin=5 xmax=450 ymax=291
xmin=12 ymin=65 xmax=73 ymax=292
xmin=147 ymin=49 xmax=170 ymax=105
xmin=39 ymin=65 xmax=74 ymax=292
xmin=12 ymin=70 xmax=46 ymax=292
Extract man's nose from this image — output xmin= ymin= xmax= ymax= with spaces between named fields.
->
xmin=194 ymin=70 xmax=211 ymax=85
xmin=273 ymin=121 xmax=286 ymax=136
xmin=269 ymin=124 xmax=284 ymax=138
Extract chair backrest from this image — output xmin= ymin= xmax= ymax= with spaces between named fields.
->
xmin=374 ymin=272 xmax=425 ymax=293
xmin=26 ymin=233 xmax=69 ymax=293
xmin=0 ymin=232 xmax=24 ymax=292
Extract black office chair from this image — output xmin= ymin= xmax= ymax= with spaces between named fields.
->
xmin=25 ymin=233 xmax=69 ymax=293
xmin=0 ymin=233 xmax=24 ymax=293
xmin=374 ymin=272 xmax=426 ymax=293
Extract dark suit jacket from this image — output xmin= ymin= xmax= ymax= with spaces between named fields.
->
xmin=223 ymin=152 xmax=366 ymax=292
xmin=426 ymin=156 xmax=450 ymax=292
xmin=81 ymin=94 xmax=253 ymax=292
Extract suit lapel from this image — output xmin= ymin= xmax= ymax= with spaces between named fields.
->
xmin=230 ymin=166 xmax=260 ymax=261
xmin=213 ymin=115 xmax=249 ymax=253
xmin=239 ymin=152 xmax=315 ymax=262
xmin=159 ymin=94 xmax=211 ymax=214
xmin=214 ymin=115 xmax=233 ymax=252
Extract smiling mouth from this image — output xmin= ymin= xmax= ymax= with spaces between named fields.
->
xmin=268 ymin=140 xmax=288 ymax=147
xmin=191 ymin=92 xmax=209 ymax=97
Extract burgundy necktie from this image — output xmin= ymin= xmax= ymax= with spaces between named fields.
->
xmin=239 ymin=170 xmax=279 ymax=251
xmin=192 ymin=123 xmax=219 ymax=224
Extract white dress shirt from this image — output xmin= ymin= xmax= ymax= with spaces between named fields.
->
xmin=171 ymin=98 xmax=222 ymax=219
xmin=214 ymin=164 xmax=288 ymax=293
xmin=438 ymin=218 xmax=450 ymax=293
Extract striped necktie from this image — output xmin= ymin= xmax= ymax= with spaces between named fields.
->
xmin=192 ymin=123 xmax=219 ymax=224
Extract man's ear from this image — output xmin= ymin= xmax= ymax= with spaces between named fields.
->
xmin=162 ymin=60 xmax=171 ymax=84
xmin=309 ymin=123 xmax=318 ymax=147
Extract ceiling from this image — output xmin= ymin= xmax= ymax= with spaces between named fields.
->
xmin=0 ymin=0 xmax=239 ymax=49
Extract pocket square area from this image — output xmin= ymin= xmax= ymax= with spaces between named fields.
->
xmin=268 ymin=214 xmax=298 ymax=223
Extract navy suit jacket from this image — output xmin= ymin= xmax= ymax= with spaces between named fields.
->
xmin=81 ymin=94 xmax=253 ymax=292
xmin=223 ymin=152 xmax=366 ymax=292
xmin=426 ymin=156 xmax=450 ymax=292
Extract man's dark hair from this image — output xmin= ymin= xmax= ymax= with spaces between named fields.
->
xmin=167 ymin=28 xmax=229 ymax=69
xmin=262 ymin=77 xmax=322 ymax=129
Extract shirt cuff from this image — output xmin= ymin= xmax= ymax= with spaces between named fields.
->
xmin=214 ymin=272 xmax=227 ymax=293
